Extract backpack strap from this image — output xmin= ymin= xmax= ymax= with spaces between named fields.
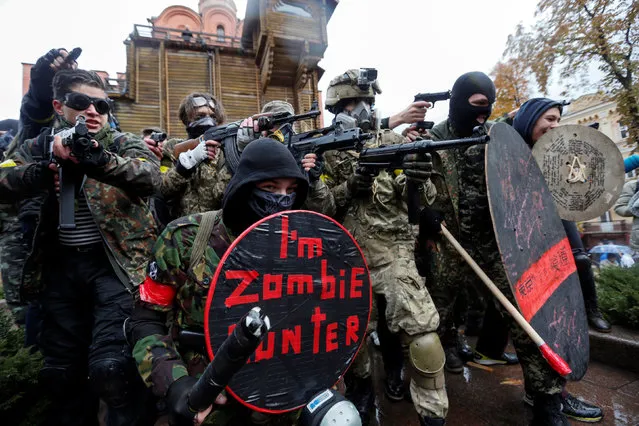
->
xmin=189 ymin=211 xmax=217 ymax=272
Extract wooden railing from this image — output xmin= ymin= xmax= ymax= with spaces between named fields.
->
xmin=131 ymin=24 xmax=243 ymax=49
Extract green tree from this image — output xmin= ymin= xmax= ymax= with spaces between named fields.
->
xmin=505 ymin=0 xmax=639 ymax=144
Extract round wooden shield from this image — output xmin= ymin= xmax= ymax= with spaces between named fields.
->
xmin=486 ymin=123 xmax=589 ymax=380
xmin=532 ymin=125 xmax=625 ymax=221
xmin=204 ymin=210 xmax=371 ymax=413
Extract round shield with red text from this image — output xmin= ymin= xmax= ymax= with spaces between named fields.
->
xmin=204 ymin=210 xmax=371 ymax=413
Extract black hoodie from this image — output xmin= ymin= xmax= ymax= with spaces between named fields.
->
xmin=222 ymin=138 xmax=309 ymax=235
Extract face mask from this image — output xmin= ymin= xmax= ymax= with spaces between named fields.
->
xmin=248 ymin=188 xmax=296 ymax=218
xmin=186 ymin=116 xmax=216 ymax=139
xmin=350 ymin=100 xmax=373 ymax=131
xmin=335 ymin=113 xmax=358 ymax=130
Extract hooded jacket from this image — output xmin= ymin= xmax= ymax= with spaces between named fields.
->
xmin=130 ymin=138 xmax=309 ymax=397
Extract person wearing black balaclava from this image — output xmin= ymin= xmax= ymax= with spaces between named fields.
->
xmin=128 ymin=138 xmax=309 ymax=426
xmin=413 ymin=72 xmax=517 ymax=376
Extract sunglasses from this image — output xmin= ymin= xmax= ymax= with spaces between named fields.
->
xmin=192 ymin=96 xmax=216 ymax=110
xmin=63 ymin=92 xmax=111 ymax=115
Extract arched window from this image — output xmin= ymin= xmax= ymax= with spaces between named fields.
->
xmin=217 ymin=25 xmax=225 ymax=42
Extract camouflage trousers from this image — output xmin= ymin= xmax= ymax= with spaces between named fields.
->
xmin=0 ymin=215 xmax=27 ymax=320
xmin=350 ymin=242 xmax=448 ymax=418
xmin=427 ymin=239 xmax=486 ymax=345
xmin=481 ymin=262 xmax=566 ymax=395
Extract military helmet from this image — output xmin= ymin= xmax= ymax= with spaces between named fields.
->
xmin=261 ymin=100 xmax=295 ymax=116
xmin=325 ymin=69 xmax=382 ymax=111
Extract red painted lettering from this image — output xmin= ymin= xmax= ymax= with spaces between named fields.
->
xmin=254 ymin=331 xmax=275 ymax=362
xmin=281 ymin=325 xmax=302 ymax=355
xmin=298 ymin=237 xmax=323 ymax=259
xmin=326 ymin=322 xmax=338 ymax=352
xmin=350 ymin=267 xmax=364 ymax=298
xmin=311 ymin=307 xmax=326 ymax=354
xmin=320 ymin=260 xmax=335 ymax=299
xmin=224 ymin=270 xmax=259 ymax=308
xmin=287 ymin=274 xmax=313 ymax=295
xmin=280 ymin=216 xmax=289 ymax=259
xmin=263 ymin=274 xmax=283 ymax=300
xmin=346 ymin=315 xmax=359 ymax=346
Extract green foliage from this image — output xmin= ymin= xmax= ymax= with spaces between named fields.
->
xmin=597 ymin=265 xmax=639 ymax=329
xmin=0 ymin=309 xmax=48 ymax=425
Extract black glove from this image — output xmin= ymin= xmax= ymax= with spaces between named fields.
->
xmin=23 ymin=161 xmax=54 ymax=190
xmin=346 ymin=173 xmax=373 ymax=197
xmin=307 ymin=155 xmax=324 ymax=183
xmin=77 ymin=142 xmax=109 ymax=169
xmin=418 ymin=206 xmax=443 ymax=242
xmin=403 ymin=153 xmax=433 ymax=183
xmin=166 ymin=376 xmax=198 ymax=426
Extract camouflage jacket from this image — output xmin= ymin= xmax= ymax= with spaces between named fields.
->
xmin=160 ymin=138 xmax=336 ymax=218
xmin=322 ymin=129 xmax=436 ymax=267
xmin=458 ymin=142 xmax=509 ymax=284
xmin=0 ymin=125 xmax=161 ymax=296
xmin=132 ymin=211 xmax=231 ymax=396
xmin=160 ymin=138 xmax=232 ymax=218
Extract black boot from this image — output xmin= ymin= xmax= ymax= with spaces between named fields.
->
xmin=442 ymin=327 xmax=463 ymax=373
xmin=444 ymin=347 xmax=464 ymax=373
xmin=587 ymin=309 xmax=611 ymax=333
xmin=561 ymin=393 xmax=603 ymax=423
xmin=419 ymin=416 xmax=446 ymax=425
xmin=344 ymin=375 xmax=374 ymax=426
xmin=531 ymin=393 xmax=569 ymax=426
xmin=384 ymin=364 xmax=405 ymax=401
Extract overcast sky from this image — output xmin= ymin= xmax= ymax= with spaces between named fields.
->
xmin=0 ymin=0 xmax=597 ymax=125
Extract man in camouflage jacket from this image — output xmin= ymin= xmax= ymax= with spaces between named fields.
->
xmin=0 ymin=69 xmax=160 ymax=426
xmin=128 ymin=138 xmax=311 ymax=425
xmin=322 ymin=69 xmax=446 ymax=426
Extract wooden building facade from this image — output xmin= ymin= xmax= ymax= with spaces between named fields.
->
xmin=108 ymin=0 xmax=337 ymax=138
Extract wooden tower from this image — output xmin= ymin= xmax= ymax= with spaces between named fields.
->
xmin=108 ymin=0 xmax=337 ymax=138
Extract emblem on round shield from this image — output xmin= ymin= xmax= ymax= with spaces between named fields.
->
xmin=532 ymin=125 xmax=625 ymax=221
xmin=204 ymin=210 xmax=372 ymax=413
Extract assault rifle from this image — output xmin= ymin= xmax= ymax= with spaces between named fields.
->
xmin=287 ymin=122 xmax=373 ymax=164
xmin=357 ymin=133 xmax=489 ymax=224
xmin=413 ymin=91 xmax=451 ymax=132
xmin=47 ymin=115 xmax=92 ymax=229
xmin=173 ymin=108 xmax=321 ymax=157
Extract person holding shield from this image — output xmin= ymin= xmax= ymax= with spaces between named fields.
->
xmin=127 ymin=138 xmax=314 ymax=425
xmin=457 ymin=97 xmax=603 ymax=425
xmin=512 ymin=98 xmax=611 ymax=334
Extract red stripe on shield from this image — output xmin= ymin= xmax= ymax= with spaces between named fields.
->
xmin=514 ymin=238 xmax=576 ymax=321
xmin=139 ymin=276 xmax=177 ymax=307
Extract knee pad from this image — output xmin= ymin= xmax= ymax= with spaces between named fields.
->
xmin=88 ymin=357 xmax=136 ymax=408
xmin=573 ymin=251 xmax=591 ymax=273
xmin=408 ymin=332 xmax=445 ymax=390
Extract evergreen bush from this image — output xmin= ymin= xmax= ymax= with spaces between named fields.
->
xmin=596 ymin=265 xmax=639 ymax=329
xmin=0 ymin=309 xmax=48 ymax=425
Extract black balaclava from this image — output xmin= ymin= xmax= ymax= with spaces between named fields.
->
xmin=186 ymin=116 xmax=216 ymax=139
xmin=449 ymin=71 xmax=496 ymax=137
xmin=222 ymin=138 xmax=309 ymax=236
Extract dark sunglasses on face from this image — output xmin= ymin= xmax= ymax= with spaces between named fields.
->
xmin=63 ymin=92 xmax=110 ymax=115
